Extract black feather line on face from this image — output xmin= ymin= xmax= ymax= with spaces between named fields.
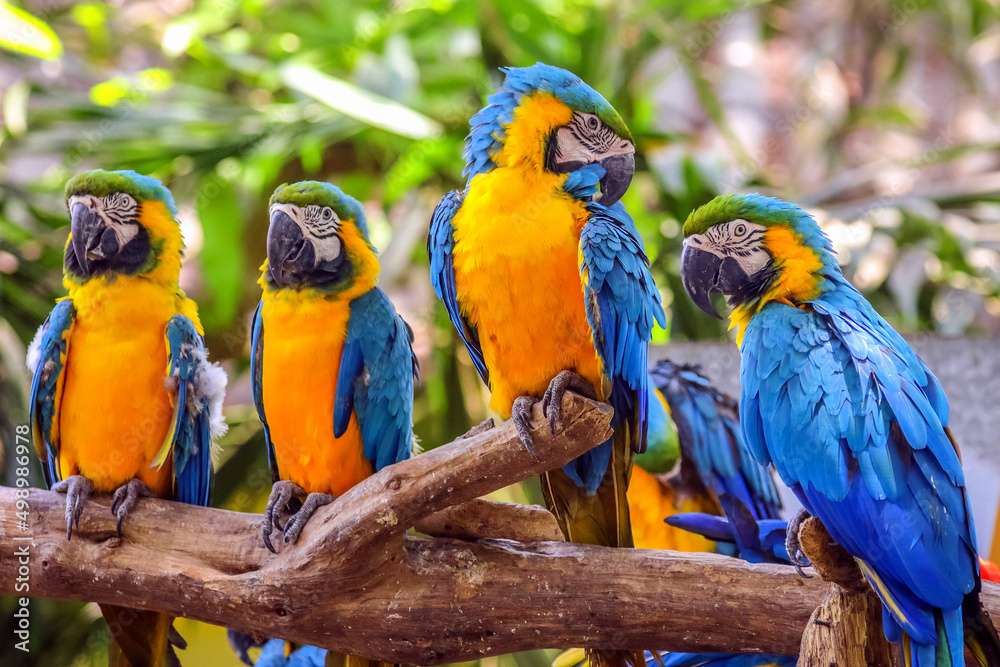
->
xmin=726 ymin=258 xmax=778 ymax=308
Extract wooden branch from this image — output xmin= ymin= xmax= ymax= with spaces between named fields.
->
xmin=4 ymin=392 xmax=1000 ymax=664
xmin=415 ymin=499 xmax=565 ymax=543
xmin=796 ymin=518 xmax=895 ymax=667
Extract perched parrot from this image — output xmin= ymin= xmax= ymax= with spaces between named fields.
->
xmin=679 ymin=193 xmax=1000 ymax=667
xmin=428 ymin=64 xmax=664 ymax=571
xmin=628 ymin=360 xmax=781 ymax=552
xmin=250 ymin=181 xmax=416 ymax=666
xmin=626 ymin=384 xmax=710 ymax=552
xmin=27 ymin=169 xmax=226 ymax=667
xmin=649 ymin=359 xmax=782 ymax=521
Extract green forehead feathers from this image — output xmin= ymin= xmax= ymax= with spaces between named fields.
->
xmin=65 ymin=169 xmax=178 ymax=216
xmin=683 ymin=193 xmax=805 ymax=237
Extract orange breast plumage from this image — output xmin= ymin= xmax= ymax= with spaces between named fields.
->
xmin=260 ymin=289 xmax=372 ymax=495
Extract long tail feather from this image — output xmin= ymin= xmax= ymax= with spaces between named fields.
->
xmin=102 ymin=604 xmax=179 ymax=667
xmin=541 ymin=407 xmax=641 ymax=667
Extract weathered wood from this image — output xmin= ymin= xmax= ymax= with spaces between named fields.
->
xmin=415 ymin=499 xmax=565 ymax=542
xmin=796 ymin=518 xmax=896 ymax=667
xmin=4 ymin=391 xmax=1000 ymax=664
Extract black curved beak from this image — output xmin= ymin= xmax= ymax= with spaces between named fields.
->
xmin=680 ymin=243 xmax=751 ymax=320
xmin=71 ymin=203 xmax=118 ymax=275
xmin=267 ymin=210 xmax=315 ymax=286
xmin=597 ymin=152 xmax=635 ymax=206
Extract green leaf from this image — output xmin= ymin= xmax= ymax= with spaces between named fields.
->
xmin=280 ymin=63 xmax=442 ymax=140
xmin=0 ymin=1 xmax=62 ymax=60
xmin=195 ymin=178 xmax=245 ymax=332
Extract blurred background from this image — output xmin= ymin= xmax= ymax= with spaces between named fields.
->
xmin=3 ymin=0 xmax=1000 ymax=664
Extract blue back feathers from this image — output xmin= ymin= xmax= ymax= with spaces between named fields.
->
xmin=735 ymin=197 xmax=980 ymax=666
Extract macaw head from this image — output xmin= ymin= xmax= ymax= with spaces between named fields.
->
xmin=262 ymin=181 xmax=378 ymax=295
xmin=679 ymin=194 xmax=839 ymax=320
xmin=464 ymin=63 xmax=635 ymax=205
xmin=63 ymin=169 xmax=183 ymax=286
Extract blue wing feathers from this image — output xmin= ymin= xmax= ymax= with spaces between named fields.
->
xmin=742 ymin=297 xmax=977 ymax=657
xmin=333 ymin=338 xmax=363 ymax=439
xmin=27 ymin=299 xmax=76 ymax=488
xmin=165 ymin=314 xmax=214 ymax=507
xmin=569 ymin=202 xmax=664 ymax=492
xmin=342 ymin=288 xmax=416 ymax=472
xmin=651 ymin=358 xmax=782 ymax=521
xmin=250 ymin=301 xmax=279 ymax=482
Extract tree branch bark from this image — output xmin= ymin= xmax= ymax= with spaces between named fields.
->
xmin=3 ymin=392 xmax=999 ymax=664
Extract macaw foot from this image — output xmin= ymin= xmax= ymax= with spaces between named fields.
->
xmin=458 ymin=418 xmax=496 ymax=440
xmin=282 ymin=493 xmax=337 ymax=545
xmin=542 ymin=370 xmax=599 ymax=435
xmin=110 ymin=479 xmax=156 ymax=538
xmin=785 ymin=507 xmax=813 ymax=578
xmin=262 ymin=480 xmax=306 ymax=553
xmin=51 ymin=475 xmax=94 ymax=540
xmin=510 ymin=396 xmax=540 ymax=460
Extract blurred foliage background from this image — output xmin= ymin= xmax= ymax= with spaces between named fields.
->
xmin=3 ymin=0 xmax=1000 ymax=664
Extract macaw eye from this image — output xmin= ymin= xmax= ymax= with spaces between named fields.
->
xmin=733 ymin=223 xmax=747 ymax=237
xmin=322 ymin=208 xmax=334 ymax=220
xmin=587 ymin=116 xmax=600 ymax=130
xmin=106 ymin=193 xmax=136 ymax=210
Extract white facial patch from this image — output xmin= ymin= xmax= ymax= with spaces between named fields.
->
xmin=269 ymin=202 xmax=342 ymax=263
xmin=551 ymin=112 xmax=634 ymax=166
xmin=686 ymin=219 xmax=771 ymax=276
xmin=68 ymin=193 xmax=140 ymax=247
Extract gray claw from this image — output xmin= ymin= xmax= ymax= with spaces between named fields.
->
xmin=111 ymin=479 xmax=156 ymax=538
xmin=262 ymin=480 xmax=305 ymax=553
xmin=511 ymin=396 xmax=540 ymax=460
xmin=541 ymin=370 xmax=599 ymax=435
xmin=282 ymin=493 xmax=337 ymax=545
xmin=52 ymin=475 xmax=94 ymax=540
xmin=786 ymin=508 xmax=813 ymax=578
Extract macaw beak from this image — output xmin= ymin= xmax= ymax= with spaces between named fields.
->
xmin=267 ymin=209 xmax=315 ymax=287
xmin=70 ymin=203 xmax=119 ymax=275
xmin=596 ymin=152 xmax=634 ymax=206
xmin=680 ymin=242 xmax=751 ymax=320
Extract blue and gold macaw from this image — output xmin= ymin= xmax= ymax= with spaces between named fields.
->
xmin=428 ymin=64 xmax=664 ymax=567
xmin=254 ymin=181 xmax=416 ymax=548
xmin=649 ymin=359 xmax=782 ymax=522
xmin=628 ymin=361 xmax=781 ymax=552
xmin=27 ymin=169 xmax=226 ymax=667
xmin=679 ymin=193 xmax=1000 ymax=667
xmin=251 ymin=181 xmax=416 ymax=667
